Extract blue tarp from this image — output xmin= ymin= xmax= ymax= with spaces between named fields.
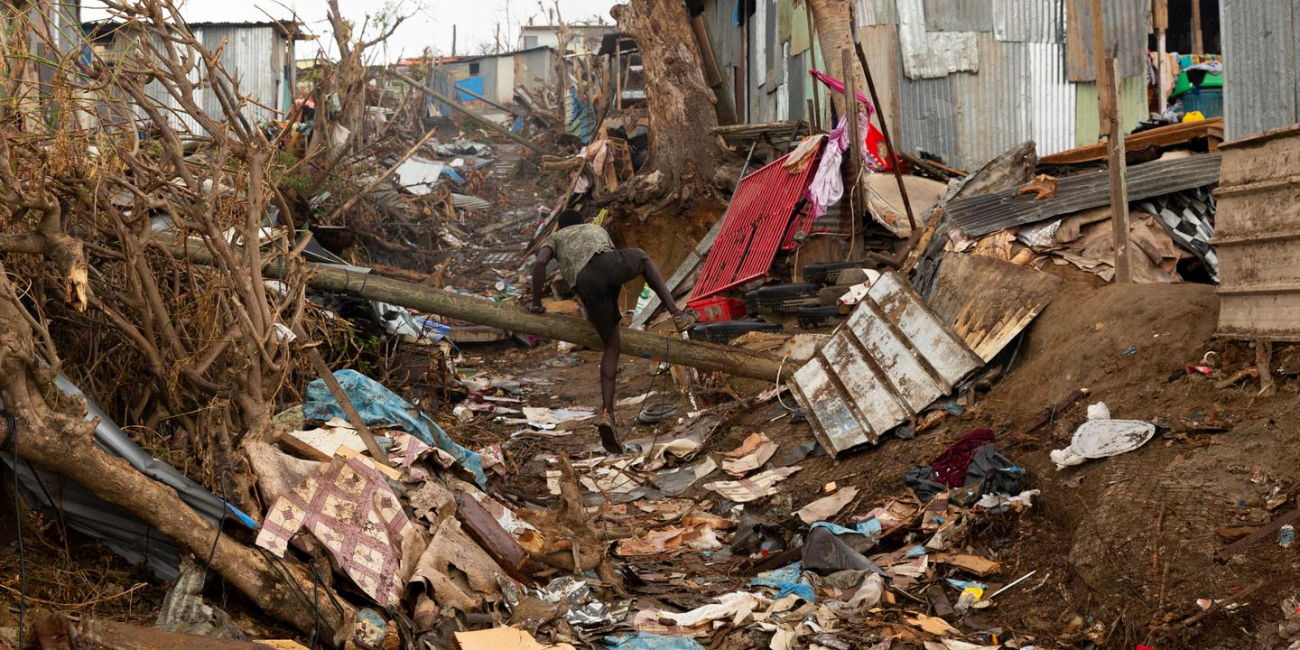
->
xmin=810 ymin=518 xmax=883 ymax=541
xmin=604 ymin=633 xmax=705 ymax=650
xmin=750 ymin=562 xmax=816 ymax=602
xmin=303 ymin=370 xmax=487 ymax=489
xmin=455 ymin=77 xmax=486 ymax=103
xmin=565 ymin=85 xmax=596 ymax=144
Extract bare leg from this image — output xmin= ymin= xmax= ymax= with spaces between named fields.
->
xmin=639 ymin=257 xmax=682 ymax=316
xmin=600 ymin=327 xmax=620 ymax=414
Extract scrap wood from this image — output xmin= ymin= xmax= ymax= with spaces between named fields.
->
xmin=454 ymin=491 xmax=539 ymax=581
xmin=1216 ymin=503 xmax=1300 ymax=561
xmin=905 ymin=613 xmax=959 ymax=636
xmin=1214 ymin=367 xmax=1258 ymax=389
xmin=515 ymin=457 xmax=625 ymax=591
xmin=930 ymin=553 xmax=1001 ymax=577
xmin=1040 ymin=117 xmax=1224 ymax=165
xmin=77 ymin=618 xmax=274 ymax=650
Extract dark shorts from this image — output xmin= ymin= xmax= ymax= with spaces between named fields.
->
xmin=575 ymin=248 xmax=648 ymax=342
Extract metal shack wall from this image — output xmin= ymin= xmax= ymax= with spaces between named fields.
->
xmin=1220 ymin=0 xmax=1300 ymax=140
xmin=197 ymin=25 xmax=289 ymax=126
xmin=516 ymin=48 xmax=554 ymax=91
xmin=859 ymin=0 xmax=1147 ymax=171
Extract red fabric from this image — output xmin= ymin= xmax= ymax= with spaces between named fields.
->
xmin=931 ymin=428 xmax=996 ymax=487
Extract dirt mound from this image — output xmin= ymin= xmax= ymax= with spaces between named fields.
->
xmin=742 ymin=274 xmax=1300 ymax=647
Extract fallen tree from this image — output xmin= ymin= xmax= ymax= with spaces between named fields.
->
xmin=157 ymin=235 xmax=791 ymax=382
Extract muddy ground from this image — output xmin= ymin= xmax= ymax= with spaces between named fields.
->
xmin=5 ymin=142 xmax=1299 ymax=650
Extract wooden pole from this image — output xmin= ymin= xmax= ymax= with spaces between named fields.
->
xmin=1091 ymin=0 xmax=1130 ymax=283
xmin=1155 ymin=0 xmax=1169 ymax=114
xmin=158 ymin=238 xmax=790 ymax=382
xmin=452 ymin=24 xmax=457 ymax=57
xmin=1105 ymin=57 xmax=1132 ymax=284
xmin=1191 ymin=0 xmax=1204 ymax=55
xmin=292 ymin=324 xmax=392 ymax=466
xmin=384 ymin=68 xmax=547 ymax=155
xmin=842 ymin=49 xmax=862 ymax=192
xmin=806 ymin=12 xmax=821 ymax=132
xmin=847 ymin=5 xmax=920 ymax=232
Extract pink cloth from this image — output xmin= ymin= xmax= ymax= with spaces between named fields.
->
xmin=809 ymin=70 xmax=876 ymax=118
xmin=805 ymin=115 xmax=873 ymax=219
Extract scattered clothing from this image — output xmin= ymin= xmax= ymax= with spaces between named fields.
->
xmin=931 ymin=428 xmax=995 ymax=487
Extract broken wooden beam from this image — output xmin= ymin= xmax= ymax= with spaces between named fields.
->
xmin=454 ymin=492 xmax=539 ymax=581
xmin=156 ymin=237 xmax=790 ymax=382
xmin=78 ymin=618 xmax=278 ymax=650
xmin=1216 ymin=503 xmax=1300 ymax=562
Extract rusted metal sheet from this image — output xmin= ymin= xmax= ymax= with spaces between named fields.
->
xmin=791 ymin=273 xmax=983 ymax=456
xmin=1214 ymin=124 xmax=1300 ymax=340
xmin=898 ymin=74 xmax=959 ymax=164
xmin=896 ymin=0 xmax=979 ymax=79
xmin=954 ymin=34 xmax=1031 ymax=169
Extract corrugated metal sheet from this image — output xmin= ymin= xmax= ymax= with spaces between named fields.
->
xmin=1028 ymin=41 xmax=1076 ymax=155
xmin=1214 ymin=124 xmax=1300 ymax=339
xmin=1063 ymin=0 xmax=1150 ymax=81
xmin=949 ymin=153 xmax=1223 ymax=236
xmin=898 ymin=73 xmax=959 ymax=164
xmin=1074 ymin=74 xmax=1146 ymax=146
xmin=198 ymin=25 xmax=287 ymax=125
xmin=993 ymin=0 xmax=1064 ymax=43
xmin=855 ymin=0 xmax=899 ymax=26
xmin=953 ymin=34 xmax=1030 ymax=170
xmin=924 ymin=0 xmax=993 ymax=32
xmin=689 ymin=141 xmax=825 ymax=302
xmin=1221 ymin=0 xmax=1299 ymax=140
xmin=897 ymin=0 xmax=980 ymax=79
xmin=790 ymin=272 xmax=983 ymax=456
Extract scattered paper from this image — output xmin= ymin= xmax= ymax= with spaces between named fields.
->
xmin=906 ymin=613 xmax=958 ymax=636
xmin=521 ymin=407 xmax=596 ymax=431
xmin=703 ymin=467 xmax=801 ymax=503
xmin=454 ymin=626 xmax=576 ymax=650
xmin=795 ymin=486 xmax=859 ymax=524
xmin=721 ymin=433 xmax=779 ymax=476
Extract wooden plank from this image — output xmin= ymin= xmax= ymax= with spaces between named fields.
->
xmin=1216 ymin=502 xmax=1300 ymax=561
xmin=926 ymin=254 xmax=1062 ymax=363
xmin=78 ymin=619 xmax=274 ymax=650
xmin=1039 ymin=118 xmax=1224 ymax=165
xmin=454 ymin=492 xmax=539 ymax=580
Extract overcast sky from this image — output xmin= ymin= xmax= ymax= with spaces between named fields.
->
xmin=84 ymin=0 xmax=619 ymax=63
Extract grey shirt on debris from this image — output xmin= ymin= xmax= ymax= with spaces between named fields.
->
xmin=542 ymin=223 xmax=615 ymax=286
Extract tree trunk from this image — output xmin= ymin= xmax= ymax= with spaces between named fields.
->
xmin=808 ymin=0 xmax=855 ymax=118
xmin=611 ymin=0 xmax=733 ymax=205
xmin=0 ymin=265 xmax=354 ymax=641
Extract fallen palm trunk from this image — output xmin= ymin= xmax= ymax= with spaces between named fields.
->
xmin=157 ymin=237 xmax=790 ymax=382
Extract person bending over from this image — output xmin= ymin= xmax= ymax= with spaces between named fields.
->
xmin=529 ymin=210 xmax=696 ymax=453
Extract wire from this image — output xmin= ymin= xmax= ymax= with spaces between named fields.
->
xmin=774 ymin=355 xmax=798 ymax=412
xmin=4 ymin=409 xmax=26 ymax=647
xmin=201 ymin=471 xmax=230 ymax=587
